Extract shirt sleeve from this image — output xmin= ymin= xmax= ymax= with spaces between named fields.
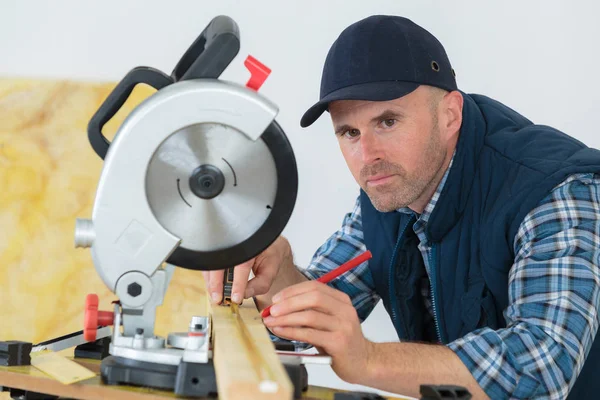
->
xmin=447 ymin=173 xmax=600 ymax=399
xmin=299 ymin=195 xmax=380 ymax=322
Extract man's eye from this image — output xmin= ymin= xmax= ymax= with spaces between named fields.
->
xmin=343 ymin=129 xmax=360 ymax=138
xmin=382 ymin=119 xmax=396 ymax=128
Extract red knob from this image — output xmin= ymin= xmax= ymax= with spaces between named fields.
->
xmin=244 ymin=55 xmax=271 ymax=91
xmin=84 ymin=294 xmax=114 ymax=341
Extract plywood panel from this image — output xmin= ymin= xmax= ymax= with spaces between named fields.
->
xmin=0 ymin=78 xmax=208 ymax=345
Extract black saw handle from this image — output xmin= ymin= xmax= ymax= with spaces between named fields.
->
xmin=171 ymin=15 xmax=240 ymax=81
xmin=87 ymin=67 xmax=173 ymax=159
xmin=88 ymin=15 xmax=241 ymax=159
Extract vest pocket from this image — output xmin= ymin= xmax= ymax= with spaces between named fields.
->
xmin=461 ymin=286 xmax=499 ymax=335
xmin=479 ymin=290 xmax=499 ymax=329
xmin=461 ymin=290 xmax=482 ymax=333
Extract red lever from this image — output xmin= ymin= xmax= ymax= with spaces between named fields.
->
xmin=244 ymin=55 xmax=271 ymax=91
xmin=84 ymin=294 xmax=114 ymax=342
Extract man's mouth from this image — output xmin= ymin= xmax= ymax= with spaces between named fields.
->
xmin=366 ymin=174 xmax=394 ymax=186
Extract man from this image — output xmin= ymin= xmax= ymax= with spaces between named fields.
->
xmin=203 ymin=15 xmax=600 ymax=399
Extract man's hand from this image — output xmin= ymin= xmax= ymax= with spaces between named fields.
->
xmin=201 ymin=236 xmax=304 ymax=305
xmin=262 ymin=280 xmax=374 ymax=383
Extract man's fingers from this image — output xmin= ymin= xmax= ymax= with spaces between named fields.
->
xmin=231 ymin=260 xmax=253 ymax=304
xmin=268 ymin=288 xmax=347 ymax=317
xmin=245 ymin=257 xmax=279 ymax=298
xmin=272 ymin=280 xmax=351 ymax=305
xmin=207 ymin=269 xmax=225 ymax=304
xmin=263 ymin=310 xmax=336 ymax=332
xmin=201 ymin=271 xmax=210 ymax=288
xmin=270 ymin=326 xmax=330 ymax=350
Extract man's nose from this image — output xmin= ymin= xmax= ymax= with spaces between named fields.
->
xmin=360 ymin=131 xmax=383 ymax=164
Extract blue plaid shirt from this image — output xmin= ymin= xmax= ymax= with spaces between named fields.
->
xmin=301 ymin=168 xmax=600 ymax=399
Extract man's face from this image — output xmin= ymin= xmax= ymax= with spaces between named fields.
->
xmin=329 ymin=86 xmax=449 ymax=212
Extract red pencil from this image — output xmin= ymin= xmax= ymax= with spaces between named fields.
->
xmin=260 ymin=250 xmax=373 ymax=318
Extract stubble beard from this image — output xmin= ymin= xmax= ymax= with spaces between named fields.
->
xmin=361 ymin=123 xmax=446 ymax=213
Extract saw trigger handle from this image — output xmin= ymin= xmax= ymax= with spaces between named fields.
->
xmin=87 ymin=67 xmax=174 ymax=159
xmin=171 ymin=15 xmax=240 ymax=82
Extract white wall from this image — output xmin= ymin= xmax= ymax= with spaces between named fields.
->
xmin=2 ymin=0 xmax=599 ymax=396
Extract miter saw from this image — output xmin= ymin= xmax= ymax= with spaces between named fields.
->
xmin=73 ymin=15 xmax=300 ymax=397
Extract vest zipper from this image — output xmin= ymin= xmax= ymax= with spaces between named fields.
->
xmin=429 ymin=244 xmax=445 ymax=343
xmin=388 ymin=216 xmax=415 ymax=338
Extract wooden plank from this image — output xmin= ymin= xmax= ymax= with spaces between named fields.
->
xmin=30 ymin=351 xmax=96 ymax=384
xmin=211 ymin=299 xmax=294 ymax=400
xmin=0 ymin=365 xmax=179 ymax=400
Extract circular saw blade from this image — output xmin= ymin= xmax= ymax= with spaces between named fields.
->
xmin=146 ymin=123 xmax=277 ymax=253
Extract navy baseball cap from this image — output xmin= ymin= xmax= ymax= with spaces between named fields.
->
xmin=300 ymin=15 xmax=458 ymax=128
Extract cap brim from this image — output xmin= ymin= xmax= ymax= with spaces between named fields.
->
xmin=300 ymin=81 xmax=420 ymax=128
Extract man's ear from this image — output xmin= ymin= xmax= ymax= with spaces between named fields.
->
xmin=441 ymin=90 xmax=463 ymax=138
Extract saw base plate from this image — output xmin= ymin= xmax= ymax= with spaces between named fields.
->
xmin=101 ymin=356 xmax=218 ymax=397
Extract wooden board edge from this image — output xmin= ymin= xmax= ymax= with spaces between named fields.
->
xmin=210 ymin=298 xmax=293 ymax=400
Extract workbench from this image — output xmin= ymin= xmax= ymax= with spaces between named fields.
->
xmin=0 ymin=358 xmax=408 ymax=400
